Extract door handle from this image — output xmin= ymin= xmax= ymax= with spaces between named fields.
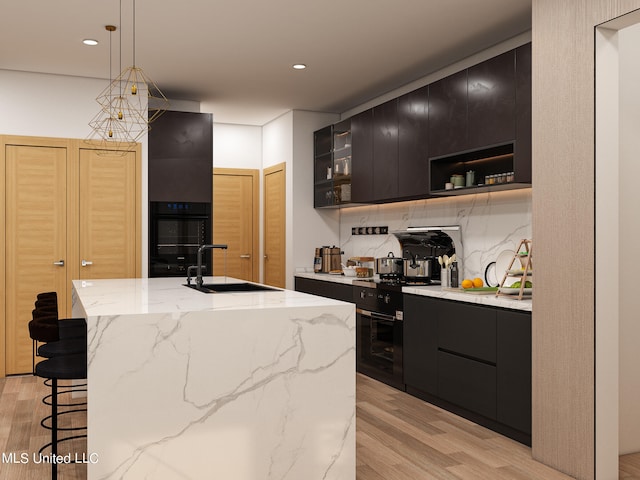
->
xmin=240 ymin=254 xmax=251 ymax=259
xmin=81 ymin=259 xmax=93 ymax=267
xmin=53 ymin=260 xmax=65 ymax=267
xmin=264 ymin=255 xmax=268 ymax=260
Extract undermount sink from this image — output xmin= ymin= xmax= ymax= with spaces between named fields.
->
xmin=184 ymin=282 xmax=280 ymax=293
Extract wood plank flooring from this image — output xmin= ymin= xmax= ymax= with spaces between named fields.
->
xmin=1 ymin=372 xmax=638 ymax=479
xmin=0 ymin=375 xmax=86 ymax=480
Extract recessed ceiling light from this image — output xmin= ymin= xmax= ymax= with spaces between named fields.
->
xmin=83 ymin=39 xmax=99 ymax=46
xmin=292 ymin=64 xmax=306 ymax=70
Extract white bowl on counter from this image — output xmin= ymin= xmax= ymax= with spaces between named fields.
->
xmin=343 ymin=267 xmax=357 ymax=277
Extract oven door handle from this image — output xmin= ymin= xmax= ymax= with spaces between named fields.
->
xmin=357 ymin=308 xmax=397 ymax=322
xmin=156 ymin=243 xmax=202 ymax=248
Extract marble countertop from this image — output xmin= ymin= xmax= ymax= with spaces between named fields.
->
xmin=296 ymin=272 xmax=532 ymax=312
xmin=72 ymin=276 xmax=349 ymax=317
xmin=73 ymin=276 xmax=356 ymax=479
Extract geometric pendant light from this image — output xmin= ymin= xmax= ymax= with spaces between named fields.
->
xmin=85 ymin=24 xmax=137 ymax=155
xmin=86 ymin=0 xmax=168 ymax=153
xmin=95 ymin=0 xmax=168 ymax=141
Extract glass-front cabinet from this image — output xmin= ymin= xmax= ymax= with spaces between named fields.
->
xmin=314 ymin=119 xmax=352 ymax=208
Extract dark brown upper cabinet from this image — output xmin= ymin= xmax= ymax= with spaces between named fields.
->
xmin=313 ymin=42 xmax=532 ymax=208
xmin=351 ymin=109 xmax=374 ymax=203
xmin=428 ymin=44 xmax=531 ymax=196
xmin=148 ymin=110 xmax=213 ymax=203
xmin=372 ymin=99 xmax=399 ymax=201
xmin=313 ymin=125 xmax=334 ymax=208
xmin=514 ymin=43 xmax=532 ymax=184
xmin=467 ymin=50 xmax=516 ymax=150
xmin=398 ymin=85 xmax=430 ymax=199
xmin=428 ymin=69 xmax=468 ymax=158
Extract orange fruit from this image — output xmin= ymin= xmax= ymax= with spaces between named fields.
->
xmin=461 ymin=279 xmax=473 ymax=289
xmin=472 ymin=277 xmax=484 ymax=288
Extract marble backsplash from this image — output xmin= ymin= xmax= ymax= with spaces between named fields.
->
xmin=337 ymin=189 xmax=532 ymax=282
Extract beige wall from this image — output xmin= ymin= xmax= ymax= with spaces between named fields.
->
xmin=617 ymin=20 xmax=640 ymax=456
xmin=532 ymin=1 xmax=640 ymax=479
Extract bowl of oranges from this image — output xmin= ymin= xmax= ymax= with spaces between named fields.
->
xmin=460 ymin=277 xmax=498 ymax=293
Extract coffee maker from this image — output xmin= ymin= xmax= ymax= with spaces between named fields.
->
xmin=314 ymin=246 xmax=343 ymax=273
xmin=392 ymin=226 xmax=463 ymax=283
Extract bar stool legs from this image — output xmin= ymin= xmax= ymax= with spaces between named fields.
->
xmin=35 ymin=355 xmax=87 ymax=480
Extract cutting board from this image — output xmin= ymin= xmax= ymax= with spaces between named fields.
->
xmin=443 ymin=287 xmax=498 ymax=295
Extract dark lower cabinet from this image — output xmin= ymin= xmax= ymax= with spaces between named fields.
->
xmin=404 ymin=295 xmax=439 ymax=395
xmin=497 ymin=309 xmax=532 ymax=435
xmin=403 ymin=293 xmax=531 ymax=445
xmin=294 ymin=279 xmax=532 ymax=445
xmin=294 ymin=276 xmax=353 ymax=303
xmin=438 ymin=301 xmax=496 ymax=363
xmin=438 ymin=351 xmax=496 ymax=420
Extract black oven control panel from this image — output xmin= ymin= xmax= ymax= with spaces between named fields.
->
xmin=352 ymin=282 xmax=403 ymax=317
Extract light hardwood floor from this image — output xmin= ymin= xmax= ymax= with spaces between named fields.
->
xmin=0 ymin=375 xmax=86 ymax=480
xmin=1 ymin=373 xmax=638 ymax=479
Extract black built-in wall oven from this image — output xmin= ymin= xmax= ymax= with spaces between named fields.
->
xmin=149 ymin=202 xmax=211 ymax=277
xmin=354 ymin=280 xmax=405 ymax=390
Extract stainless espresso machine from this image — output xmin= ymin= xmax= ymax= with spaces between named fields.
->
xmin=392 ymin=226 xmax=463 ymax=283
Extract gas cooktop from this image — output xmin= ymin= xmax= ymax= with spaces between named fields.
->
xmin=353 ymin=278 xmax=438 ymax=289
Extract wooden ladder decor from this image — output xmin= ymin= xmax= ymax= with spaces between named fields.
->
xmin=496 ymin=239 xmax=532 ymax=300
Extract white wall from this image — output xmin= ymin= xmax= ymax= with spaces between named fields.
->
xmin=0 ymin=70 xmax=108 ymax=139
xmin=291 ymin=110 xmax=340 ymax=275
xmin=213 ymin=123 xmax=262 ymax=169
xmin=262 ymin=110 xmax=343 ymax=288
xmin=594 ymin=14 xmax=640 ymax=470
xmin=262 ymin=111 xmax=293 ymax=169
xmin=595 ymin=26 xmax=621 ymax=475
xmin=618 ymin=21 xmax=640 ymax=455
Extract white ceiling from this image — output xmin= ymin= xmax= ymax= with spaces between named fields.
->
xmin=0 ymin=0 xmax=531 ymax=126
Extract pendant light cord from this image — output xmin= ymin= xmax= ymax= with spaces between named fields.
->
xmin=132 ymin=0 xmax=136 ymax=68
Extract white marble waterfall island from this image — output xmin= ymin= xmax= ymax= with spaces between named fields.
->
xmin=71 ymin=277 xmax=355 ymax=480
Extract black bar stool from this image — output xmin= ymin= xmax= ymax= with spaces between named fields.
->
xmin=35 ymin=292 xmax=87 ymax=337
xmin=35 ymin=354 xmax=87 ymax=480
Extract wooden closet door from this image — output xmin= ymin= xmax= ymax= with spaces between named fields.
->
xmin=78 ymin=149 xmax=137 ymax=279
xmin=263 ymin=163 xmax=286 ymax=288
xmin=213 ymin=168 xmax=259 ymax=281
xmin=5 ymin=144 xmax=68 ymax=374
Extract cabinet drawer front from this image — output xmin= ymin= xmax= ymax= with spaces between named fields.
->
xmin=438 ymin=351 xmax=497 ymax=420
xmin=403 ymin=295 xmax=439 ymax=394
xmin=438 ymin=302 xmax=496 ymax=363
xmin=497 ymin=310 xmax=532 ymax=434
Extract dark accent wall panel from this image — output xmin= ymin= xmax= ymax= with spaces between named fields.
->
xmin=148 ymin=111 xmax=213 ymax=202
